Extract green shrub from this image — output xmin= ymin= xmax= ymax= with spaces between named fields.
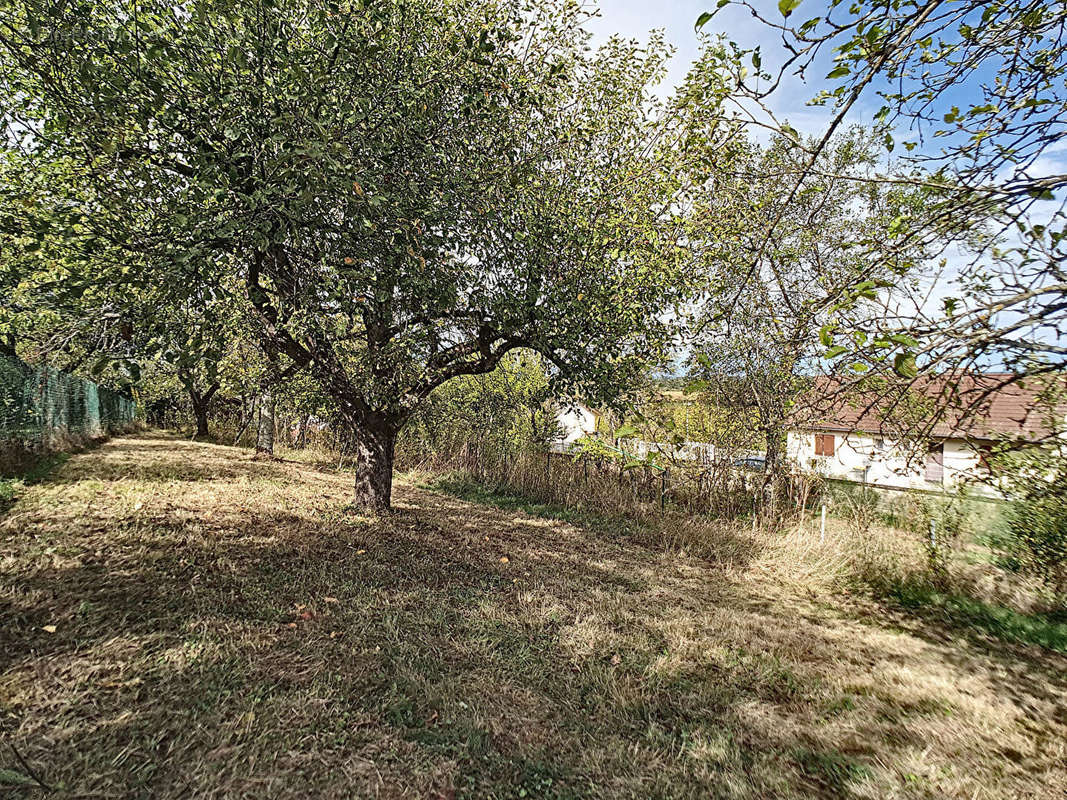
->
xmin=1004 ymin=477 xmax=1067 ymax=609
xmin=918 ymin=492 xmax=969 ymax=584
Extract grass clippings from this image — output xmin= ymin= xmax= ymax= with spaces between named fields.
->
xmin=1 ymin=433 xmax=1065 ymax=798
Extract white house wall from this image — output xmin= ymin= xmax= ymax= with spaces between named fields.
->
xmin=787 ymin=430 xmax=995 ymax=496
xmin=553 ymin=405 xmax=598 ymax=450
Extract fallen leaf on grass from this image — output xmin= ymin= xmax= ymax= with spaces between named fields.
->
xmin=499 ymin=556 xmax=509 ymax=564
xmin=323 ymin=596 xmax=339 ymax=604
xmin=41 ymin=625 xmax=57 ymax=634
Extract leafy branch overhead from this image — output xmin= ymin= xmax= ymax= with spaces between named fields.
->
xmin=697 ymin=0 xmax=1067 ymax=385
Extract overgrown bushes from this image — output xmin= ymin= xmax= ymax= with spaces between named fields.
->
xmin=397 ymin=350 xmax=556 ymax=475
xmin=1002 ymin=478 xmax=1067 ymax=609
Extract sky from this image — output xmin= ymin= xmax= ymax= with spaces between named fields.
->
xmin=586 ymin=0 xmax=1067 ymax=174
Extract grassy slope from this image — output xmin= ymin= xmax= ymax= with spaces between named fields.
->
xmin=1 ymin=434 xmax=1065 ymax=799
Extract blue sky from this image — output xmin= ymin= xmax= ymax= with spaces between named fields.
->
xmin=585 ymin=1 xmax=1067 ymax=182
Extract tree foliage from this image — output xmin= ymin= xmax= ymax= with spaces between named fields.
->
xmin=699 ymin=0 xmax=1067 ymax=388
xmin=688 ymin=129 xmax=917 ymax=486
xmin=399 ymin=348 xmax=555 ymax=469
xmin=0 ymin=0 xmax=739 ymax=509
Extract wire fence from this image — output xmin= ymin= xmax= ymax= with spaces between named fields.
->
xmin=418 ymin=444 xmax=822 ymax=523
xmin=0 ymin=353 xmax=138 ymax=454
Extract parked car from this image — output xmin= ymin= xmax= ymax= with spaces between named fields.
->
xmin=732 ymin=455 xmax=767 ymax=471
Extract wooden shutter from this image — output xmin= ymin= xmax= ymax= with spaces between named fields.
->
xmin=814 ymin=433 xmax=835 ymax=456
xmin=925 ymin=442 xmax=944 ymax=482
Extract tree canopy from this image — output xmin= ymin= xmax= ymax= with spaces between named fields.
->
xmin=0 ymin=0 xmax=739 ymax=509
xmin=699 ymin=0 xmax=1067 ymax=392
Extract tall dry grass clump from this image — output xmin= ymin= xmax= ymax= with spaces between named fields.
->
xmin=414 ymin=446 xmax=818 ymax=523
xmin=754 ymin=514 xmax=917 ymax=596
xmin=413 ymin=448 xmax=842 ymax=570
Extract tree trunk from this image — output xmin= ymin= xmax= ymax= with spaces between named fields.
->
xmin=193 ymin=402 xmax=210 ymax=439
xmin=295 ymin=413 xmax=310 ymax=449
xmin=762 ymin=423 xmax=785 ymax=511
xmin=257 ymin=388 xmax=276 ymax=455
xmin=185 ymin=380 xmax=218 ymax=439
xmin=351 ymin=418 xmax=396 ymax=514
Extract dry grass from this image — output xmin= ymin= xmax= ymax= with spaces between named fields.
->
xmin=1 ymin=433 xmax=1065 ymax=798
xmin=414 ymin=450 xmax=784 ymax=526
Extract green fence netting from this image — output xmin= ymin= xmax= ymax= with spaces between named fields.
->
xmin=0 ymin=353 xmax=138 ymax=450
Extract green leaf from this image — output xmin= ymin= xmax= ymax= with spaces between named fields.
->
xmin=778 ymin=0 xmax=801 ymax=17
xmin=893 ymin=352 xmax=918 ymax=379
xmin=695 ymin=11 xmax=714 ymax=31
xmin=888 ymin=333 xmax=919 ymax=348
xmin=825 ymin=345 xmax=848 ymax=358
xmin=826 ymin=65 xmax=850 ymax=79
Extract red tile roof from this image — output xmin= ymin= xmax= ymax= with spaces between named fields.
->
xmin=794 ymin=373 xmax=1066 ymax=443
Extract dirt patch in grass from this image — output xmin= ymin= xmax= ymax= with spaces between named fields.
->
xmin=1 ymin=433 xmax=1065 ymax=798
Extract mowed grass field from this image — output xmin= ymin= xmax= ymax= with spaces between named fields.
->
xmin=2 ymin=434 xmax=1065 ymax=799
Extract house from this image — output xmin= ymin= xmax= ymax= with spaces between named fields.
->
xmin=549 ymin=400 xmax=601 ymax=453
xmin=549 ymin=398 xmax=719 ymax=464
xmin=787 ymin=374 xmax=1066 ymax=495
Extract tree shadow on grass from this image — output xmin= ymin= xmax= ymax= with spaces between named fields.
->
xmin=858 ymin=589 xmax=1067 ymax=724
xmin=0 ymin=434 xmax=1061 ymax=799
xmin=882 ymin=580 xmax=1067 ymax=653
xmin=1 ymin=446 xmax=90 ymax=519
